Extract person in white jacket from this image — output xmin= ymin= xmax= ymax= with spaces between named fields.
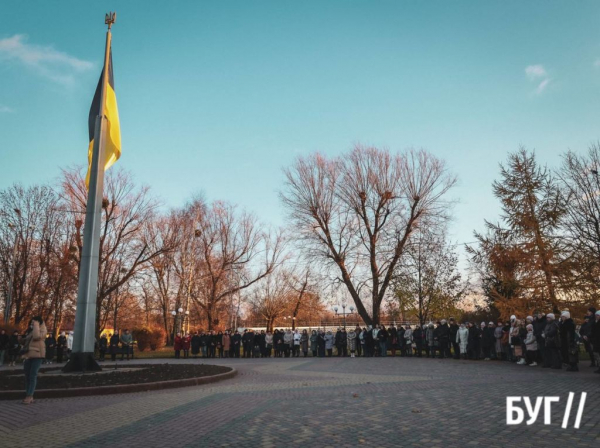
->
xmin=292 ymin=330 xmax=301 ymax=357
xmin=66 ymin=331 xmax=74 ymax=360
xmin=456 ymin=323 xmax=469 ymax=359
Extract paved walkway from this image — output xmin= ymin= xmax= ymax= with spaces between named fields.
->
xmin=0 ymin=357 xmax=598 ymax=447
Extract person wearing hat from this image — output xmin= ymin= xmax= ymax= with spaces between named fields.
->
xmin=456 ymin=323 xmax=469 ymax=360
xmin=542 ymin=314 xmax=561 ymax=369
xmin=524 ymin=324 xmax=538 ymax=366
xmin=559 ymin=311 xmax=579 ymax=372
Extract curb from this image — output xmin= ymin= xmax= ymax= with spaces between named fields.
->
xmin=0 ymin=367 xmax=237 ymax=400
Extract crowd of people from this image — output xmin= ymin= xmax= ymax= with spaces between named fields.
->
xmin=169 ymin=309 xmax=600 ymax=373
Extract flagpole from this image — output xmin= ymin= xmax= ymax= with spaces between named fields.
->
xmin=63 ymin=12 xmax=116 ymax=372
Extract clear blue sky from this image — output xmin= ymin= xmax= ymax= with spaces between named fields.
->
xmin=1 ymin=1 xmax=599 ymax=267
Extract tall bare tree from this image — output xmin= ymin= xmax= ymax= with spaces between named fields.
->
xmin=281 ymin=145 xmax=456 ymax=325
xmin=61 ymin=168 xmax=175 ymax=335
xmin=188 ymin=199 xmax=285 ymax=330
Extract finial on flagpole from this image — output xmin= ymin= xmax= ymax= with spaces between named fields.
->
xmin=105 ymin=12 xmax=116 ymax=30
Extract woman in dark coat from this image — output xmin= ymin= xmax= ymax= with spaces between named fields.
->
xmin=8 ymin=330 xmax=20 ymax=366
xmin=309 ymin=330 xmax=318 ymax=357
xmin=191 ymin=332 xmax=201 ymax=357
xmin=559 ymin=311 xmax=578 ymax=372
xmin=57 ymin=332 xmax=68 ymax=363
xmin=45 ymin=333 xmax=56 ymax=364
xmin=300 ymin=330 xmax=309 ymax=357
xmin=109 ymin=331 xmax=120 ymax=361
xmin=317 ymin=330 xmax=326 ymax=357
xmin=98 ymin=333 xmax=107 ymax=361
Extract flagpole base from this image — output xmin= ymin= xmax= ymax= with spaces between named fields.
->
xmin=62 ymin=352 xmax=102 ymax=373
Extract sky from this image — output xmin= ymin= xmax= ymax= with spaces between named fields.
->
xmin=1 ymin=0 xmax=600 ymax=271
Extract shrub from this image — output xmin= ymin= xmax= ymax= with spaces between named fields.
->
xmin=150 ymin=328 xmax=166 ymax=351
xmin=132 ymin=327 xmax=153 ymax=352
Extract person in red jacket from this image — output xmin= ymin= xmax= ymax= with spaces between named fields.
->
xmin=182 ymin=333 xmax=191 ymax=359
xmin=173 ymin=333 xmax=182 ymax=359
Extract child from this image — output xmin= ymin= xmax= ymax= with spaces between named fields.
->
xmin=523 ymin=324 xmax=538 ymax=366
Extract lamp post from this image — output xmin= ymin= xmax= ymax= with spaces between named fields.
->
xmin=333 ymin=304 xmax=355 ymax=329
xmin=171 ymin=307 xmax=185 ymax=342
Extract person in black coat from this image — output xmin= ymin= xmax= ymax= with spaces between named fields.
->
xmin=559 ymin=311 xmax=578 ymax=372
xmin=397 ymin=326 xmax=405 ymax=357
xmin=437 ymin=320 xmax=451 ymax=358
xmin=336 ymin=329 xmax=348 ymax=357
xmin=388 ymin=325 xmax=398 ymax=357
xmin=231 ymin=331 xmax=242 ymax=358
xmin=467 ymin=323 xmax=481 ymax=360
xmin=542 ymin=314 xmax=561 ymax=369
xmin=581 ymin=308 xmax=596 ymax=367
xmin=413 ymin=325 xmax=424 ymax=357
xmin=57 ymin=332 xmax=68 ymax=363
xmin=109 ymin=331 xmax=120 ymax=361
xmin=191 ymin=331 xmax=201 ymax=358
xmin=44 ymin=333 xmax=56 ymax=364
xmin=449 ymin=318 xmax=460 ymax=359
xmin=97 ymin=333 xmax=107 ymax=361
xmin=364 ymin=327 xmax=374 ymax=357
xmin=591 ymin=311 xmax=600 ymax=373
xmin=533 ymin=313 xmax=546 ymax=364
xmin=317 ymin=330 xmax=326 ymax=357
xmin=0 ymin=329 xmax=9 ymax=366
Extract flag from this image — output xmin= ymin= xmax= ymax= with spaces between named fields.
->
xmin=86 ymin=49 xmax=121 ymax=186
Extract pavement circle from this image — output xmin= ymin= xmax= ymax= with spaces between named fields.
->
xmin=0 ymin=366 xmax=237 ymax=400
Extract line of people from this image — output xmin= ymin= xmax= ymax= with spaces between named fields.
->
xmin=169 ymin=308 xmax=600 ymax=374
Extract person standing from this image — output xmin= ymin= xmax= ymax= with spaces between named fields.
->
xmin=404 ymin=325 xmax=413 ymax=357
xmin=20 ymin=316 xmax=47 ymax=404
xmin=66 ymin=331 xmax=74 ymax=360
xmin=338 ymin=328 xmax=348 ymax=357
xmin=207 ymin=331 xmax=217 ymax=358
xmin=300 ymin=330 xmax=309 ymax=357
xmin=580 ymin=308 xmax=596 ymax=367
xmin=456 ymin=323 xmax=469 ymax=359
xmin=413 ymin=325 xmax=424 ymax=357
xmin=592 ymin=310 xmax=600 ymax=373
xmin=191 ymin=331 xmax=201 ymax=358
xmin=265 ymin=331 xmax=274 ymax=357
xmin=232 ymin=330 xmax=242 ymax=358
xmin=173 ymin=333 xmax=182 ymax=359
xmin=426 ymin=323 xmax=435 ymax=358
xmin=542 ymin=314 xmax=561 ymax=369
xmin=524 ymin=324 xmax=538 ymax=366
xmin=317 ymin=330 xmax=326 ymax=357
xmin=183 ymin=332 xmax=192 ymax=358
xmin=44 ymin=332 xmax=56 ymax=365
xmin=222 ymin=331 xmax=231 ymax=358
xmin=481 ymin=322 xmax=492 ymax=361
xmin=293 ymin=330 xmax=302 ymax=357
xmin=97 ymin=333 xmax=107 ymax=362
xmin=334 ymin=328 xmax=343 ymax=357
xmin=378 ymin=325 xmax=388 ymax=357
xmin=109 ymin=331 xmax=120 ymax=361
xmin=324 ymin=330 xmax=335 ymax=357
xmin=57 ymin=331 xmax=68 ymax=363
xmin=365 ymin=326 xmax=375 ymax=357
xmin=120 ymin=329 xmax=133 ymax=361
xmin=388 ymin=324 xmax=398 ymax=357
xmin=559 ymin=311 xmax=579 ymax=372
xmin=449 ymin=318 xmax=460 ymax=359
xmin=437 ymin=320 xmax=451 ymax=359
xmin=309 ymin=330 xmax=318 ymax=357
xmin=347 ymin=328 xmax=357 ymax=357
xmin=0 ymin=329 xmax=9 ymax=366
xmin=283 ymin=329 xmax=293 ymax=358
xmin=355 ymin=325 xmax=363 ymax=357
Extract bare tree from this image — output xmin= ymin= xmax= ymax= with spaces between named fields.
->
xmin=281 ymin=145 xmax=456 ymax=325
xmin=61 ymin=168 xmax=175 ymax=336
xmin=187 ymin=199 xmax=285 ymax=330
xmin=558 ymin=144 xmax=600 ymax=301
xmin=248 ymin=268 xmax=294 ymax=331
xmin=392 ymin=226 xmax=467 ymax=325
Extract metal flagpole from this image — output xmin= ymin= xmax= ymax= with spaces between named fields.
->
xmin=63 ymin=12 xmax=116 ymax=372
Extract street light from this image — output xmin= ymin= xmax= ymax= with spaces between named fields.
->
xmin=333 ymin=304 xmax=355 ymax=329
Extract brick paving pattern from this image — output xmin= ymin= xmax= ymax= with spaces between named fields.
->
xmin=0 ymin=357 xmax=598 ymax=447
